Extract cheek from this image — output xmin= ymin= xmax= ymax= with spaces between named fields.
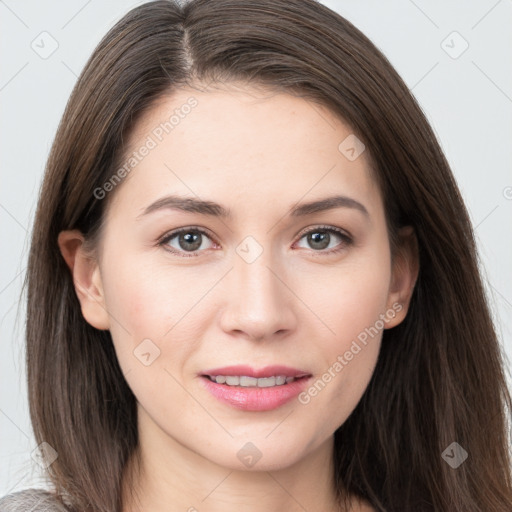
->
xmin=102 ymin=252 xmax=200 ymax=335
xmin=301 ymin=244 xmax=391 ymax=344
xmin=295 ymin=246 xmax=391 ymax=431
xmin=99 ymin=256 xmax=200 ymax=413
xmin=100 ymin=250 xmax=222 ymax=382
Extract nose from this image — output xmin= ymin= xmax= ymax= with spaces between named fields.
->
xmin=218 ymin=246 xmax=297 ymax=341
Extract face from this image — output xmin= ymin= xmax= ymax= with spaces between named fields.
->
xmin=61 ymin=82 xmax=416 ymax=473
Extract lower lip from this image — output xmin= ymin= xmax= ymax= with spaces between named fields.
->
xmin=199 ymin=376 xmax=311 ymax=411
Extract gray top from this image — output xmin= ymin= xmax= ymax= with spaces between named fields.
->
xmin=0 ymin=489 xmax=71 ymax=512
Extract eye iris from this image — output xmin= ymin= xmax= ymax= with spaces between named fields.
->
xmin=179 ymin=232 xmax=202 ymax=251
xmin=308 ymin=231 xmax=330 ymax=250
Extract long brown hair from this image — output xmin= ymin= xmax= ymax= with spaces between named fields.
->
xmin=24 ymin=0 xmax=512 ymax=510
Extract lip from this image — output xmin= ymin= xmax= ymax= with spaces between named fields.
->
xmin=200 ymin=365 xmax=311 ymax=379
xmin=198 ymin=365 xmax=312 ymax=412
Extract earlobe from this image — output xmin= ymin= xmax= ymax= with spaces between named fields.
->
xmin=57 ymin=229 xmax=110 ymax=331
xmin=385 ymin=225 xmax=419 ymax=329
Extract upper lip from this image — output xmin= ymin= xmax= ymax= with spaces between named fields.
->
xmin=200 ymin=365 xmax=311 ymax=379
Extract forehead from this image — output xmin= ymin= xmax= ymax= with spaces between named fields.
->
xmin=106 ymin=82 xmax=381 ymax=221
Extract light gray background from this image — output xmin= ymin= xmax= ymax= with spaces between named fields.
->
xmin=1 ymin=0 xmax=511 ymax=495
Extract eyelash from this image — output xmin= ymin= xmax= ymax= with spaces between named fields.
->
xmin=157 ymin=225 xmax=353 ymax=258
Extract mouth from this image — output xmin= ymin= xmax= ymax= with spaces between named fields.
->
xmin=201 ymin=374 xmax=309 ymax=387
xmin=198 ymin=365 xmax=312 ymax=411
xmin=200 ymin=364 xmax=311 ymax=388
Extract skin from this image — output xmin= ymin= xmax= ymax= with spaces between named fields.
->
xmin=58 ymin=82 xmax=418 ymax=512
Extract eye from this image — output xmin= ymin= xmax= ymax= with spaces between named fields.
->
xmin=158 ymin=225 xmax=353 ymax=258
xmin=294 ymin=225 xmax=353 ymax=254
xmin=158 ymin=227 xmax=217 ymax=257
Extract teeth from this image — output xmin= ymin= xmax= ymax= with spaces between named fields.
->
xmin=275 ymin=376 xmax=286 ymax=385
xmin=239 ymin=376 xmax=258 ymax=386
xmin=210 ymin=375 xmax=297 ymax=387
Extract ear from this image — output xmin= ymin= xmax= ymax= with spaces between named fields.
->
xmin=57 ymin=229 xmax=110 ymax=330
xmin=384 ymin=225 xmax=419 ymax=329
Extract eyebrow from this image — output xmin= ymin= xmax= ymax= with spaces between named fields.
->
xmin=136 ymin=194 xmax=370 ymax=220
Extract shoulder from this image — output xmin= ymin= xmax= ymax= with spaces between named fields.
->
xmin=0 ymin=488 xmax=71 ymax=512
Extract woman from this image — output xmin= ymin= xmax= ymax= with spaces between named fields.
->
xmin=1 ymin=0 xmax=510 ymax=511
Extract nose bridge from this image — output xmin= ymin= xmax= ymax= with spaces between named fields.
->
xmin=219 ymin=235 xmax=294 ymax=339
xmin=235 ymin=237 xmax=284 ymax=310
